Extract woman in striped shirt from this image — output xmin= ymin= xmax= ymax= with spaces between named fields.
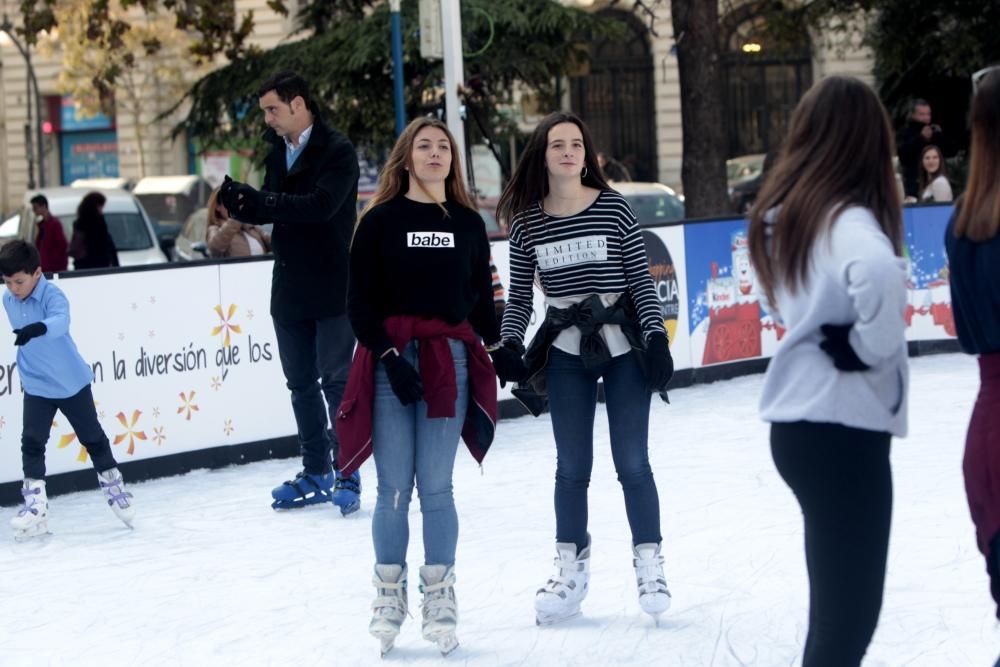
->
xmin=494 ymin=111 xmax=674 ymax=625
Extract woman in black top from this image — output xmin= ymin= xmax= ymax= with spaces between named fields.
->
xmin=69 ymin=192 xmax=119 ymax=270
xmin=944 ymin=69 xmax=1000 ymax=641
xmin=347 ymin=117 xmax=502 ymax=657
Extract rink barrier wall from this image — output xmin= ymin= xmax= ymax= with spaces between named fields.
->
xmin=0 ymin=203 xmax=960 ymax=503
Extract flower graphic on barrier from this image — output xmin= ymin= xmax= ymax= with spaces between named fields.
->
xmin=152 ymin=426 xmax=166 ymax=446
xmin=211 ymin=376 xmax=222 ymax=391
xmin=177 ymin=391 xmax=199 ymax=420
xmin=152 ymin=407 xmax=161 ymax=419
xmin=54 ymin=419 xmax=88 ymax=462
xmin=223 ymin=419 xmax=234 ymax=436
xmin=211 ymin=304 xmax=242 ymax=348
xmin=113 ymin=410 xmax=147 ymax=455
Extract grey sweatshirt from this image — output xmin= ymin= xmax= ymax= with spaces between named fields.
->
xmin=758 ymin=206 xmax=909 ymax=437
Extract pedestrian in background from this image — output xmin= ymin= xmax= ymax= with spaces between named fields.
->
xmin=338 ymin=117 xmax=501 ymax=657
xmin=748 ymin=75 xmax=908 ymax=667
xmin=918 ymin=145 xmax=953 ymax=202
xmin=69 ymin=191 xmax=119 ymax=270
xmin=943 ymin=69 xmax=1000 ymax=660
xmin=496 ymin=111 xmax=674 ymax=626
xmin=29 ymin=194 xmax=68 ymax=273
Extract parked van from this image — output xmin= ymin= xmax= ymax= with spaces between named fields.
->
xmin=8 ymin=187 xmax=168 ymax=268
xmin=132 ymin=175 xmax=211 ymax=244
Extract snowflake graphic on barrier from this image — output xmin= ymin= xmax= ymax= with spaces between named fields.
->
xmin=211 ymin=376 xmax=222 ymax=391
xmin=113 ymin=410 xmax=147 ymax=455
xmin=223 ymin=419 xmax=234 ymax=436
xmin=177 ymin=391 xmax=199 ymax=420
xmin=152 ymin=426 xmax=166 ymax=446
xmin=211 ymin=304 xmax=243 ymax=348
xmin=152 ymin=407 xmax=161 ymax=419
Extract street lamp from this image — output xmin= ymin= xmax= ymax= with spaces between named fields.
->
xmin=0 ymin=12 xmax=45 ymax=189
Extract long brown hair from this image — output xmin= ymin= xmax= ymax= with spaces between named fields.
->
xmin=206 ymin=187 xmax=228 ymax=230
xmin=748 ymin=76 xmax=902 ymax=309
xmin=496 ymin=111 xmax=611 ymax=227
xmin=359 ymin=117 xmax=475 ymax=222
xmin=918 ymin=144 xmax=947 ymax=193
xmin=954 ymin=69 xmax=1000 ymax=241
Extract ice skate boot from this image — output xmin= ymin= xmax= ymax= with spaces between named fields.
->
xmin=98 ymin=468 xmax=134 ymax=527
xmin=270 ymin=470 xmax=334 ymax=509
xmin=535 ymin=536 xmax=591 ymax=626
xmin=332 ymin=470 xmax=361 ymax=516
xmin=633 ymin=542 xmax=671 ymax=621
xmin=369 ymin=564 xmax=408 ymax=657
xmin=419 ymin=565 xmax=459 ymax=656
xmin=11 ymin=479 xmax=49 ymax=541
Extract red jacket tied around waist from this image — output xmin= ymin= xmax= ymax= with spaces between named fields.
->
xmin=335 ymin=316 xmax=498 ymax=477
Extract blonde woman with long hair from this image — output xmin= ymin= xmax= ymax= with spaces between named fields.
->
xmin=336 ymin=117 xmax=503 ymax=657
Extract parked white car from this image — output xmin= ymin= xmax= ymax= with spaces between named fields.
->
xmin=611 ymin=182 xmax=686 ymax=227
xmin=8 ymin=187 xmax=168 ymax=268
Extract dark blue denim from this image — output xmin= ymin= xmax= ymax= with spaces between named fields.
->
xmin=272 ymin=313 xmax=355 ymax=475
xmin=545 ymin=347 xmax=661 ymax=552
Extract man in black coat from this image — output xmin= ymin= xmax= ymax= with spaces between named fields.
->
xmin=221 ymin=71 xmax=362 ymax=513
xmin=898 ymin=98 xmax=947 ymax=199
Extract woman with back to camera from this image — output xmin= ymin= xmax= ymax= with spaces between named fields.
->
xmin=918 ymin=144 xmax=953 ymax=202
xmin=944 ymin=69 xmax=1000 ymax=665
xmin=747 ymin=76 xmax=908 ymax=667
xmin=494 ymin=111 xmax=674 ymax=626
xmin=69 ymin=191 xmax=119 ymax=270
xmin=337 ymin=117 xmax=506 ymax=657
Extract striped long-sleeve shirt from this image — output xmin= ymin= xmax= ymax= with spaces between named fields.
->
xmin=500 ymin=189 xmax=664 ymax=345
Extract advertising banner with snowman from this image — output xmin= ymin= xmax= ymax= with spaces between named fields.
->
xmin=681 ymin=204 xmax=957 ymax=369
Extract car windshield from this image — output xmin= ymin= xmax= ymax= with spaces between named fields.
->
xmin=136 ymin=193 xmax=195 ymax=226
xmin=624 ymin=193 xmax=685 ymax=227
xmin=105 ymin=213 xmax=154 ymax=250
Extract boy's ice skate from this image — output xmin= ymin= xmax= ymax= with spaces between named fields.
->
xmin=535 ymin=536 xmax=591 ymax=626
xmin=11 ymin=478 xmax=49 ymax=541
xmin=633 ymin=542 xmax=671 ymax=621
xmin=419 ymin=565 xmax=459 ymax=656
xmin=98 ymin=467 xmax=134 ymax=528
xmin=369 ymin=563 xmax=408 ymax=657
xmin=332 ymin=470 xmax=361 ymax=516
xmin=270 ymin=470 xmax=334 ymax=509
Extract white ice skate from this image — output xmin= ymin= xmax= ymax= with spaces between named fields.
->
xmin=11 ymin=479 xmax=49 ymax=542
xmin=98 ymin=468 xmax=134 ymax=528
xmin=419 ymin=565 xmax=459 ymax=656
xmin=633 ymin=542 xmax=672 ymax=622
xmin=535 ymin=536 xmax=591 ymax=626
xmin=369 ymin=564 xmax=408 ymax=657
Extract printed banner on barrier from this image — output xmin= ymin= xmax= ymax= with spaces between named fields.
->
xmin=0 ymin=262 xmax=294 ymax=483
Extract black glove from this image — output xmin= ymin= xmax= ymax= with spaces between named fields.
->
xmin=819 ymin=324 xmax=870 ymax=371
xmin=489 ymin=340 xmax=529 ymax=388
xmin=13 ymin=322 xmax=47 ymax=346
xmin=219 ymin=175 xmax=239 ymax=211
xmin=644 ymin=331 xmax=674 ymax=392
xmin=219 ymin=176 xmax=262 ymax=223
xmin=381 ymin=351 xmax=424 ymax=405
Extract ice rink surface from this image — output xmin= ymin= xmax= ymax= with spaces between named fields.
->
xmin=0 ymin=353 xmax=997 ymax=666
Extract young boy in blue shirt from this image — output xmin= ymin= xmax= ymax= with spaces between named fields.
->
xmin=0 ymin=240 xmax=134 ymax=540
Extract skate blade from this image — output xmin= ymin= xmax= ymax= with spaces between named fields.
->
xmin=535 ymin=609 xmax=581 ymax=626
xmin=378 ymin=638 xmax=394 ymax=657
xmin=434 ymin=633 xmax=459 ymax=656
xmin=13 ymin=523 xmax=51 ymax=542
xmin=271 ymin=495 xmax=333 ymax=510
xmin=336 ymin=500 xmax=361 ymax=516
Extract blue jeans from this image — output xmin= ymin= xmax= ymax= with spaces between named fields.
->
xmin=546 ymin=348 xmax=661 ymax=552
xmin=372 ymin=339 xmax=468 ymax=566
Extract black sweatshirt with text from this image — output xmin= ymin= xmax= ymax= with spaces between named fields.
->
xmin=348 ymin=195 xmax=500 ymax=357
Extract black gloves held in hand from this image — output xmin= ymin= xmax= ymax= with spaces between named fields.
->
xmin=220 ymin=175 xmax=263 ymax=224
xmin=644 ymin=331 xmax=674 ymax=392
xmin=381 ymin=350 xmax=424 ymax=405
xmin=13 ymin=322 xmax=47 ymax=346
xmin=819 ymin=324 xmax=871 ymax=371
xmin=489 ymin=340 xmax=529 ymax=388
